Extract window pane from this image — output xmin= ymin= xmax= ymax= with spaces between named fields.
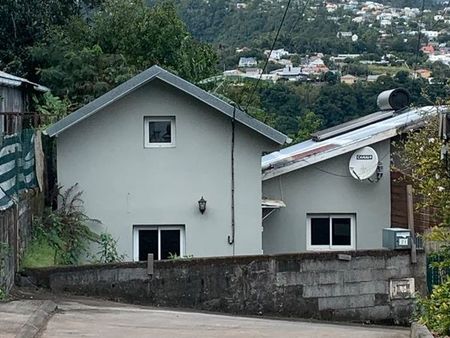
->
xmin=160 ymin=230 xmax=181 ymax=259
xmin=138 ymin=230 xmax=158 ymax=261
xmin=332 ymin=218 xmax=351 ymax=246
xmin=311 ymin=218 xmax=330 ymax=245
xmin=149 ymin=121 xmax=171 ymax=143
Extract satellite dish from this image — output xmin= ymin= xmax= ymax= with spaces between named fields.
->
xmin=349 ymin=147 xmax=379 ymax=180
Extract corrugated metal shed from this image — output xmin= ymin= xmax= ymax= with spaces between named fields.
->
xmin=0 ymin=71 xmax=48 ymax=134
xmin=262 ymin=106 xmax=441 ymax=180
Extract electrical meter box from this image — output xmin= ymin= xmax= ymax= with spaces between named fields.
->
xmin=383 ymin=228 xmax=412 ymax=249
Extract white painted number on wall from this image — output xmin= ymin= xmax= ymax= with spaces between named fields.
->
xmin=398 ymin=238 xmax=408 ymax=246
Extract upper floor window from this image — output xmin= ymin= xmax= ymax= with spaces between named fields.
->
xmin=144 ymin=116 xmax=175 ymax=148
xmin=306 ymin=214 xmax=355 ymax=251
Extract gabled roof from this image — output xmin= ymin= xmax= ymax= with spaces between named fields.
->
xmin=262 ymin=106 xmax=440 ymax=180
xmin=0 ymin=71 xmax=49 ymax=92
xmin=45 ymin=65 xmax=288 ymax=144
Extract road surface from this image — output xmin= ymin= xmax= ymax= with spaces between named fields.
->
xmin=39 ymin=299 xmax=409 ymax=338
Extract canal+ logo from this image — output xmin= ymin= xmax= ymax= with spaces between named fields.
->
xmin=356 ymin=154 xmax=374 ymax=160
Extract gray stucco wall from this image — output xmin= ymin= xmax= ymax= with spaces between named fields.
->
xmin=56 ymin=79 xmax=276 ymax=259
xmin=262 ymin=140 xmax=391 ymax=254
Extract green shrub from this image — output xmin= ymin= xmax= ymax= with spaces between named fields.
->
xmin=33 ymin=184 xmax=98 ymax=265
xmin=21 ymin=235 xmax=56 ymax=268
xmin=417 ymin=276 xmax=450 ymax=336
xmin=94 ymin=232 xmax=125 ymax=263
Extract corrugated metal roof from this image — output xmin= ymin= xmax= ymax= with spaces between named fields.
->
xmin=45 ymin=65 xmax=288 ymax=144
xmin=262 ymin=106 xmax=440 ymax=180
xmin=311 ymin=110 xmax=394 ymax=141
xmin=0 ymin=71 xmax=49 ymax=92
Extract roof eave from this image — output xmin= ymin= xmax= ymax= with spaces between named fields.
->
xmin=156 ymin=70 xmax=287 ymax=145
xmin=45 ymin=67 xmax=162 ymax=137
xmin=45 ymin=65 xmax=288 ymax=145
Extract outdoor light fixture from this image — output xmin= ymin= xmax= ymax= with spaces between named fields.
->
xmin=198 ymin=196 xmax=207 ymax=214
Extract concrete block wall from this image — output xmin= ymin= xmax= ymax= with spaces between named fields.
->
xmin=20 ymin=250 xmax=426 ymax=324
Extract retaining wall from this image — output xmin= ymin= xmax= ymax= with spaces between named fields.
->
xmin=20 ymin=250 xmax=426 ymax=325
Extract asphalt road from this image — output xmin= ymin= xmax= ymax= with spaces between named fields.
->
xmin=39 ymin=299 xmax=410 ymax=338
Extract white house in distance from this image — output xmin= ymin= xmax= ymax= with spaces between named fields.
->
xmin=261 ymin=102 xmax=437 ymax=254
xmin=46 ymin=65 xmax=288 ymax=261
xmin=238 ymin=57 xmax=258 ymax=68
xmin=266 ymin=48 xmax=290 ymax=61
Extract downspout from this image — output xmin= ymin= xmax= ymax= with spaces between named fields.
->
xmin=227 ymin=106 xmax=236 ymax=255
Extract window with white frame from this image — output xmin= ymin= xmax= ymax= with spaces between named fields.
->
xmin=133 ymin=225 xmax=185 ymax=261
xmin=144 ymin=116 xmax=175 ymax=147
xmin=306 ymin=214 xmax=355 ymax=251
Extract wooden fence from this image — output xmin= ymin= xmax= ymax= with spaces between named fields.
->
xmin=391 ymin=171 xmax=438 ymax=234
xmin=0 ymin=190 xmax=42 ymax=294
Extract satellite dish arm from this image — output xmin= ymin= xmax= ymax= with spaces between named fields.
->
xmin=351 ymin=169 xmax=362 ymax=181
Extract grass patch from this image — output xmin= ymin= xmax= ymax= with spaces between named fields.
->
xmin=22 ymin=236 xmax=56 ymax=268
xmin=368 ymin=64 xmax=410 ymax=75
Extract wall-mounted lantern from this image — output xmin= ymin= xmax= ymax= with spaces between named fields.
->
xmin=198 ymin=196 xmax=207 ymax=214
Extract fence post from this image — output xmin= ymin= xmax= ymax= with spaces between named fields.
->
xmin=147 ymin=254 xmax=154 ymax=275
xmin=407 ymin=184 xmax=417 ymax=264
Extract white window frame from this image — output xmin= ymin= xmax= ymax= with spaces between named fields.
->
xmin=133 ymin=225 xmax=185 ymax=261
xmin=306 ymin=214 xmax=356 ymax=251
xmin=144 ymin=116 xmax=176 ymax=148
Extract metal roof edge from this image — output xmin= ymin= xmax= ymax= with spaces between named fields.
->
xmin=45 ymin=66 xmax=163 ymax=136
xmin=0 ymin=71 xmax=49 ymax=93
xmin=262 ymin=128 xmax=397 ymax=181
xmin=156 ymin=69 xmax=287 ymax=145
xmin=46 ymin=65 xmax=288 ymax=144
xmin=311 ymin=110 xmax=394 ymax=141
xmin=262 ymin=106 xmax=440 ymax=180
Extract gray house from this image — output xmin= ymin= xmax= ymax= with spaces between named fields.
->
xmin=261 ymin=106 xmax=436 ymax=254
xmin=46 ymin=65 xmax=288 ymax=261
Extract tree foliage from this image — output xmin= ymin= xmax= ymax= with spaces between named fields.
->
xmin=397 ymin=115 xmax=450 ymax=222
xmin=33 ymin=92 xmax=70 ymax=128
xmin=417 ymin=276 xmax=450 ymax=336
xmin=214 ymin=72 xmax=447 ymax=139
xmin=397 ymin=109 xmax=450 ymax=335
xmin=294 ymin=111 xmax=323 ymax=142
xmin=30 ymin=0 xmax=217 ymax=108
xmin=0 ymin=0 xmax=100 ymax=77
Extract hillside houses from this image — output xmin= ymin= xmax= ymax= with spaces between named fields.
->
xmin=217 ymin=0 xmax=450 ymax=86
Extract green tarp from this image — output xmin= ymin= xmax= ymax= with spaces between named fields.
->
xmin=0 ymin=129 xmax=36 ymax=210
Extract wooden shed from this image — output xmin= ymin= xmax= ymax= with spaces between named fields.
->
xmin=0 ymin=71 xmax=48 ymax=134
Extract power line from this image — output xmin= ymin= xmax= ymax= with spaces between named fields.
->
xmin=244 ymin=0 xmax=293 ymax=112
xmin=414 ymin=0 xmax=426 ymax=71
xmin=287 ymin=0 xmax=313 ymax=50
